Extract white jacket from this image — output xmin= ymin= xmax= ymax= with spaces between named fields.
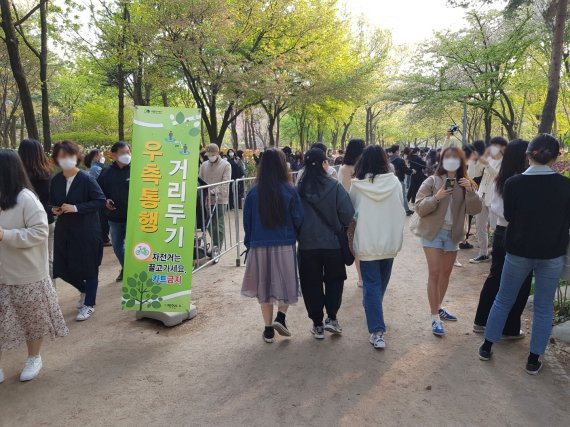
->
xmin=0 ymin=189 xmax=49 ymax=285
xmin=349 ymin=173 xmax=406 ymax=261
xmin=478 ymin=158 xmax=502 ymax=206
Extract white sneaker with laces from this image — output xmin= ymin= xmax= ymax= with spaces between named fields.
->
xmin=77 ymin=293 xmax=86 ymax=309
xmin=76 ymin=305 xmax=94 ymax=321
xmin=0 ymin=368 xmax=4 ymax=384
xmin=20 ymin=356 xmax=42 ymax=382
xmin=369 ymin=332 xmax=386 ymax=349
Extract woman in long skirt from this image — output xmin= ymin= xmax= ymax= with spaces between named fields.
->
xmin=0 ymin=150 xmax=68 ymax=383
xmin=241 ymin=148 xmax=304 ymax=343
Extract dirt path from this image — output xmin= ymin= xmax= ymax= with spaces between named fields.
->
xmin=1 ymin=227 xmax=569 ymax=427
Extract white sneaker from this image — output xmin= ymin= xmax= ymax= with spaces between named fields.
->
xmin=76 ymin=305 xmax=94 ymax=321
xmin=77 ymin=293 xmax=86 ymax=309
xmin=369 ymin=332 xmax=386 ymax=349
xmin=20 ymin=356 xmax=42 ymax=382
xmin=0 ymin=368 xmax=4 ymax=384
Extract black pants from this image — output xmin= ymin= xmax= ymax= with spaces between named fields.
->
xmin=474 ymin=225 xmax=532 ymax=335
xmin=100 ymin=208 xmax=110 ymax=243
xmin=298 ymin=249 xmax=346 ymax=326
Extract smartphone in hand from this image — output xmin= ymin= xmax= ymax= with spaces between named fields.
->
xmin=445 ymin=178 xmax=456 ymax=190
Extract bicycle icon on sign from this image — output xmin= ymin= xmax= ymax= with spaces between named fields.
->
xmin=133 ymin=243 xmax=153 ymax=261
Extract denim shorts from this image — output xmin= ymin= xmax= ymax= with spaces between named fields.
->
xmin=421 ymin=228 xmax=459 ymax=252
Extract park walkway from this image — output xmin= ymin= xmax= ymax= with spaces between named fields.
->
xmin=0 ymin=227 xmax=569 ymax=426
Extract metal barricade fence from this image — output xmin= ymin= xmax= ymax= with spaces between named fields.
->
xmin=193 ymin=170 xmax=302 ymax=272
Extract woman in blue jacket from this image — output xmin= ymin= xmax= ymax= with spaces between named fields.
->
xmin=241 ymin=148 xmax=304 ymax=343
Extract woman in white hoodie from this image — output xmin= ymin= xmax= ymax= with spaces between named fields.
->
xmin=349 ymin=145 xmax=406 ymax=349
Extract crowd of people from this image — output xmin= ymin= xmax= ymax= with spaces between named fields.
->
xmin=241 ymin=134 xmax=570 ymax=376
xmin=0 ymin=132 xmax=569 ymax=384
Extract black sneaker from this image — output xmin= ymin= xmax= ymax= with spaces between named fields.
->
xmin=406 ymin=210 xmax=414 ymax=216
xmin=324 ymin=318 xmax=342 ymax=334
xmin=470 ymin=255 xmax=490 ymax=264
xmin=272 ymin=317 xmax=291 ymax=337
xmin=526 ymin=360 xmax=542 ymax=375
xmin=459 ymin=242 xmax=474 ymax=250
xmin=311 ymin=325 xmax=325 ymax=339
xmin=478 ymin=345 xmax=492 ymax=361
xmin=263 ymin=327 xmax=275 ymax=343
xmin=116 ymin=269 xmax=123 ymax=282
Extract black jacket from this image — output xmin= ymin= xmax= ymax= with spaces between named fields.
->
xmin=30 ymin=175 xmax=54 ymax=224
xmin=297 ymin=175 xmax=354 ymax=251
xmin=389 ymin=154 xmax=412 ymax=182
xmin=504 ymin=172 xmax=570 ymax=259
xmin=97 ymin=162 xmax=130 ymax=223
xmin=50 ymin=171 xmax=106 ymax=282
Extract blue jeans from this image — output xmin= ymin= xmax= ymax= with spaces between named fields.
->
xmin=360 ymin=259 xmax=394 ymax=333
xmin=401 ymin=181 xmax=410 ymax=212
xmin=109 ymin=221 xmax=127 ymax=267
xmin=71 ymin=276 xmax=99 ymax=307
xmin=485 ymin=253 xmax=564 ymax=355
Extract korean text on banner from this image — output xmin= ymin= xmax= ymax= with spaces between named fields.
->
xmin=123 ymin=106 xmax=201 ymax=312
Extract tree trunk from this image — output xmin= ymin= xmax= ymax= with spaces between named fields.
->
xmin=275 ymin=113 xmax=280 ymax=147
xmin=117 ymin=64 xmax=125 ymax=141
xmin=0 ymin=0 xmax=39 ymax=140
xmin=267 ymin=114 xmax=276 ymax=147
xmin=230 ymin=119 xmax=238 ymax=150
xmin=539 ymin=0 xmax=568 ymax=134
xmin=161 ymin=91 xmax=168 ymax=107
xmin=39 ymin=0 xmax=50 ymax=151
xmin=340 ymin=109 xmax=356 ymax=149
xmin=483 ymin=110 xmax=492 ymax=144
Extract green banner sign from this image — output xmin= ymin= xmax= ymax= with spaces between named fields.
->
xmin=122 ymin=106 xmax=201 ymax=313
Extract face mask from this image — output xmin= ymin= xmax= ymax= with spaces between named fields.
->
xmin=58 ymin=157 xmax=77 ymax=171
xmin=99 ymin=157 xmax=106 ymax=165
xmin=228 ymin=152 xmax=234 ymax=158
xmin=118 ymin=154 xmax=131 ymax=165
xmin=489 ymin=146 xmax=500 ymax=157
xmin=443 ymin=157 xmax=461 ymax=172
xmin=208 ymin=155 xmax=218 ymax=163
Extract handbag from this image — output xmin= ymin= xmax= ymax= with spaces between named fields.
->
xmin=309 ymin=202 xmax=355 ymax=266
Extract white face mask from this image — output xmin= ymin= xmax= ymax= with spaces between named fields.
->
xmin=118 ymin=154 xmax=131 ymax=165
xmin=443 ymin=157 xmax=461 ymax=172
xmin=228 ymin=152 xmax=234 ymax=158
xmin=99 ymin=157 xmax=106 ymax=165
xmin=58 ymin=157 xmax=77 ymax=171
xmin=489 ymin=146 xmax=501 ymax=157
xmin=208 ymin=155 xmax=218 ymax=163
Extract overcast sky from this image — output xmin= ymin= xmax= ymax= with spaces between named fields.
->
xmin=341 ymin=0 xmax=493 ymax=46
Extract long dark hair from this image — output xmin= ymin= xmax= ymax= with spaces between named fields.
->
xmin=256 ymin=148 xmax=288 ymax=228
xmin=343 ymin=139 xmax=365 ymax=166
xmin=18 ymin=138 xmax=51 ymax=180
xmin=298 ymin=148 xmax=328 ymax=197
xmin=0 ymin=149 xmax=33 ymax=210
xmin=435 ymin=146 xmax=468 ymax=181
xmin=84 ymin=149 xmax=101 ymax=168
xmin=354 ymin=145 xmax=390 ymax=181
xmin=495 ymin=139 xmax=529 ymax=196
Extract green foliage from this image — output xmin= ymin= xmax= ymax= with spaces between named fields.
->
xmin=51 ymin=131 xmax=124 ymax=147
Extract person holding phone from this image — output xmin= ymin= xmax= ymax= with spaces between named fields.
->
xmin=50 ymin=140 xmax=106 ymax=321
xmin=415 ymin=147 xmax=482 ymax=336
xmin=97 ymin=142 xmax=131 ymax=282
xmin=470 ymin=136 xmax=507 ymax=264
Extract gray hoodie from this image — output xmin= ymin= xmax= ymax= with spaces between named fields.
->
xmin=297 ymin=176 xmax=355 ymax=250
